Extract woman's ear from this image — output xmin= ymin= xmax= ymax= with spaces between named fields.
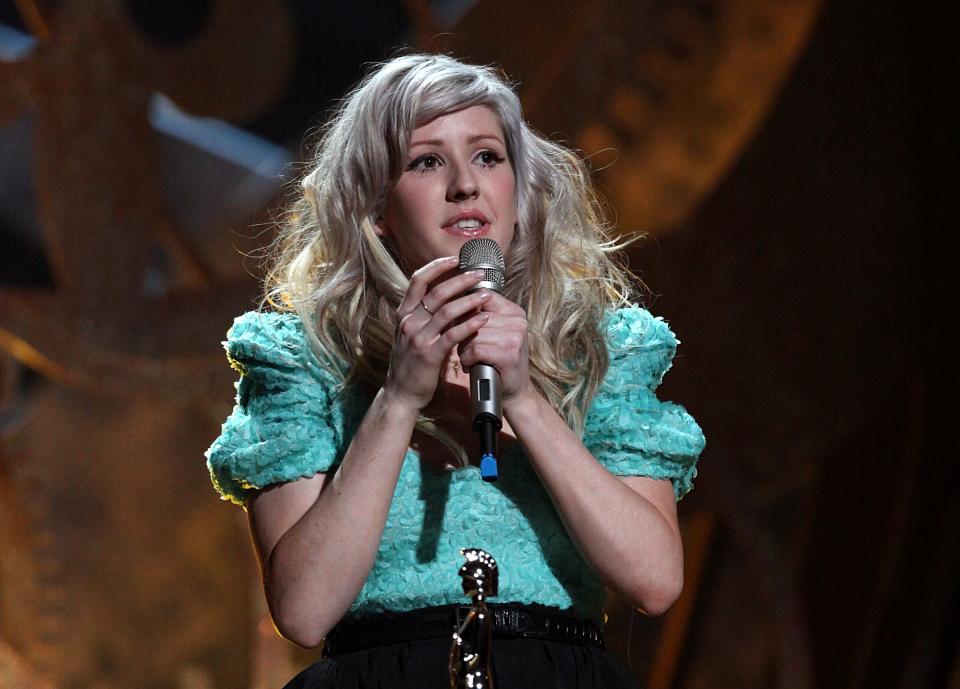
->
xmin=374 ymin=216 xmax=390 ymax=237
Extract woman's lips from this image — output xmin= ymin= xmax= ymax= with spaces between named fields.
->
xmin=443 ymin=209 xmax=490 ymax=226
xmin=442 ymin=210 xmax=490 ymax=238
xmin=443 ymin=222 xmax=489 ymax=238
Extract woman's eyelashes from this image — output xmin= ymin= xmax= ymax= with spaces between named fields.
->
xmin=475 ymin=149 xmax=506 ymax=167
xmin=407 ymin=153 xmax=441 ymax=173
xmin=406 ymin=149 xmax=506 ymax=174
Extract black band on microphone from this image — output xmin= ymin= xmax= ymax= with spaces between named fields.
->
xmin=473 ymin=412 xmax=502 ymax=482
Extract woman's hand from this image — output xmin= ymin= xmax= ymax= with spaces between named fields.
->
xmin=384 ymin=256 xmax=492 ymax=412
xmin=458 ymin=291 xmax=533 ymax=405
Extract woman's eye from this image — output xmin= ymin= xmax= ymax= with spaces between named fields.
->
xmin=476 ymin=150 xmax=505 ymax=167
xmin=408 ymin=154 xmax=441 ymax=172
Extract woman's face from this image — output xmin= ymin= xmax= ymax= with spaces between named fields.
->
xmin=376 ymin=105 xmax=517 ymax=273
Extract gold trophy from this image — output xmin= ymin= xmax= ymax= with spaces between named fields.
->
xmin=449 ymin=548 xmax=498 ymax=689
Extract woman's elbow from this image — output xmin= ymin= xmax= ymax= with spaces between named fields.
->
xmin=267 ymin=593 xmax=335 ymax=649
xmin=625 ymin=565 xmax=684 ymax=617
xmin=273 ymin=619 xmax=328 ymax=650
xmin=269 ymin=608 xmax=328 ymax=649
xmin=636 ymin=580 xmax=683 ymax=616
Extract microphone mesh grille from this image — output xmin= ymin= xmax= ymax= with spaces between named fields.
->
xmin=458 ymin=238 xmax=505 ymax=289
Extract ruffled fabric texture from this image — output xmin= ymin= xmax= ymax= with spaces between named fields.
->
xmin=584 ymin=306 xmax=706 ymax=499
xmin=205 ymin=312 xmax=351 ymax=506
xmin=353 ymin=449 xmax=608 ymax=622
xmin=205 ymin=307 xmax=705 ymax=622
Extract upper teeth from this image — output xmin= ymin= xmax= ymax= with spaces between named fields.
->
xmin=454 ymin=219 xmax=482 ymax=229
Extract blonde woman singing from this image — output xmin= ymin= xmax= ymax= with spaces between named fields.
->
xmin=207 ymin=53 xmax=705 ymax=688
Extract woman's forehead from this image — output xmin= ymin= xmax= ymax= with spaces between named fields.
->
xmin=408 ymin=105 xmax=505 ymax=144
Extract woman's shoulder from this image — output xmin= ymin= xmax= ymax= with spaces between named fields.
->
xmin=207 ymin=311 xmax=348 ymax=505
xmin=598 ymin=305 xmax=683 ymax=391
xmin=229 ymin=309 xmax=304 ymax=334
xmin=603 ymin=305 xmax=679 ymax=354
xmin=224 ymin=310 xmax=312 ymax=372
xmin=588 ymin=305 xmax=704 ymax=499
xmin=227 ymin=310 xmax=305 ymax=351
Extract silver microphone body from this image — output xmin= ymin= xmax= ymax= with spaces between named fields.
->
xmin=469 ymin=365 xmax=501 ymax=425
xmin=458 ymin=238 xmax=506 ymax=479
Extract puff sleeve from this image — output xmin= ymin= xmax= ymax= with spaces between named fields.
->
xmin=583 ymin=306 xmax=706 ymax=500
xmin=205 ymin=311 xmax=347 ymax=506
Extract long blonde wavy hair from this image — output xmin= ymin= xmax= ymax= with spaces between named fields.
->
xmin=265 ymin=54 xmax=636 ymax=464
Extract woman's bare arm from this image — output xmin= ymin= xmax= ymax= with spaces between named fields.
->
xmin=504 ymin=390 xmax=683 ymax=615
xmin=247 ymin=386 xmax=419 ymax=647
xmin=245 ymin=258 xmax=490 ymax=648
xmin=461 ymin=293 xmax=684 ymax=614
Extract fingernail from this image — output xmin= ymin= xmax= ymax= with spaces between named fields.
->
xmin=479 ymin=290 xmax=492 ymax=299
xmin=469 ymin=269 xmax=485 ymax=277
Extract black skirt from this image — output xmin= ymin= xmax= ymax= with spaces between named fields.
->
xmin=281 ymin=636 xmax=641 ymax=689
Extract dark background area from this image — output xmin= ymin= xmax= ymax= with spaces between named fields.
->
xmin=642 ymin=1 xmax=955 ymax=686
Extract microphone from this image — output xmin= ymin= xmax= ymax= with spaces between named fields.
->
xmin=458 ymin=238 xmax=506 ymax=481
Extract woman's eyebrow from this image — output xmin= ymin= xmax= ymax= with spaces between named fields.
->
xmin=408 ymin=138 xmax=444 ymax=148
xmin=466 ymin=133 xmax=504 ymax=145
xmin=408 ymin=133 xmax=505 ymax=149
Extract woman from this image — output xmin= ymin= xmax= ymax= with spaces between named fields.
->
xmin=206 ymin=53 xmax=705 ymax=688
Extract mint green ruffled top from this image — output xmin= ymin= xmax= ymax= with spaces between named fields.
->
xmin=206 ymin=307 xmax=705 ymax=623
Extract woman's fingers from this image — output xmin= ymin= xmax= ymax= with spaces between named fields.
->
xmin=457 ymin=293 xmax=526 ymax=364
xmin=401 ymin=256 xmax=485 ymax=315
xmin=416 ymin=288 xmax=491 ymax=341
xmin=457 ymin=292 xmax=531 ymax=400
xmin=387 ymin=259 xmax=496 ymax=410
xmin=476 ymin=290 xmax=526 ymax=317
xmin=401 ymin=291 xmax=492 ymax=364
xmin=400 ymin=263 xmax=487 ymax=336
xmin=422 ymin=269 xmax=487 ymax=311
xmin=438 ymin=311 xmax=490 ymax=349
xmin=398 ymin=256 xmax=459 ymax=316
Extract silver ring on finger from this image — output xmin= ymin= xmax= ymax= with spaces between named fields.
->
xmin=419 ymin=300 xmax=435 ymax=316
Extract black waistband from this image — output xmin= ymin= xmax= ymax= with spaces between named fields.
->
xmin=322 ymin=603 xmax=604 ymax=657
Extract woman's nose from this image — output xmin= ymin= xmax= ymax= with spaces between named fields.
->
xmin=446 ymin=164 xmax=479 ymax=202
